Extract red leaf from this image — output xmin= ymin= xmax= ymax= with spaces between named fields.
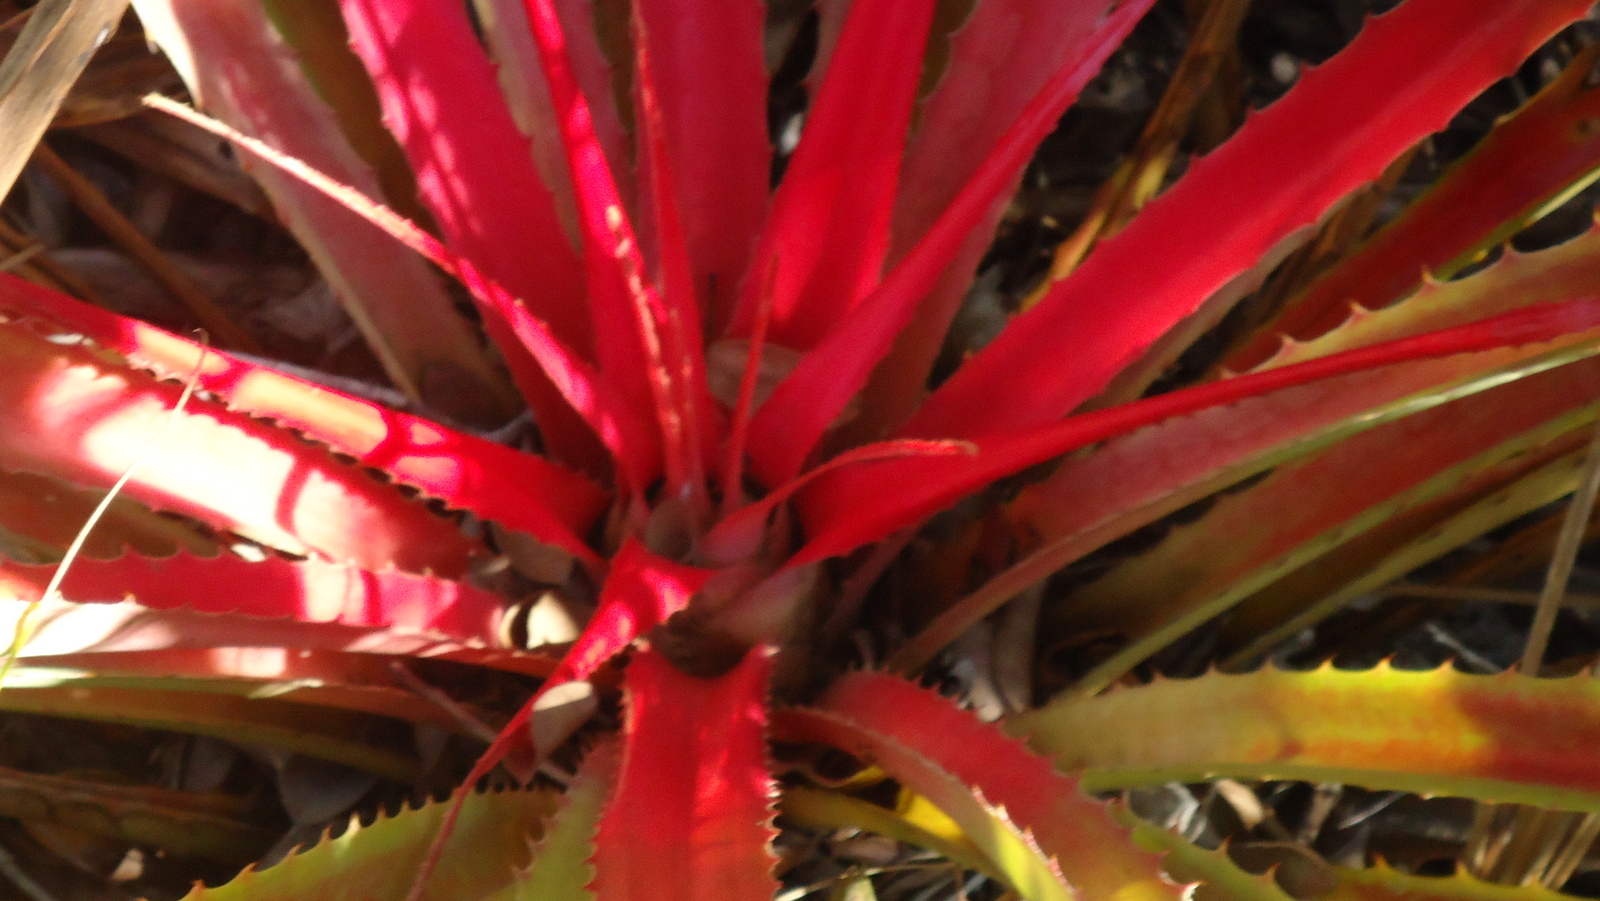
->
xmin=631 ymin=26 xmax=721 ymax=505
xmin=143 ymin=94 xmax=661 ymax=494
xmin=593 ymin=646 xmax=777 ymax=901
xmin=0 ymin=309 xmax=480 ymax=576
xmin=632 ymin=0 xmax=769 ymax=333
xmin=519 ymin=0 xmax=692 ymax=495
xmin=337 ymin=0 xmax=610 ymax=469
xmin=791 ymin=298 xmax=1600 ymax=565
xmin=5 ymin=596 xmax=558 ymax=676
xmin=474 ymin=0 xmax=632 ymax=244
xmin=905 ymin=0 xmax=1593 ymax=439
xmin=0 ymin=550 xmax=504 ymax=641
xmin=134 ymin=0 xmax=521 ymax=423
xmin=857 ymin=0 xmax=1136 ymax=435
xmin=891 ymin=335 xmax=1600 ymax=674
xmin=729 ymin=0 xmax=936 ymax=350
xmin=742 ymin=0 xmax=1151 ymax=488
xmin=465 ymin=538 xmax=712 ymax=763
xmin=0 ymin=272 xmax=607 ymax=563
xmin=1225 ymin=44 xmax=1600 ymax=373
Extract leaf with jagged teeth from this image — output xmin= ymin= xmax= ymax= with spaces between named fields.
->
xmin=908 ymin=0 xmax=1594 ymax=435
xmin=1227 ymin=43 xmax=1600 ymax=373
xmin=1248 ymin=221 xmax=1600 ymax=375
xmin=904 ymin=330 xmax=1600 ymax=677
xmin=1014 ymin=332 xmax=1597 ymax=544
xmin=177 ymin=789 xmax=559 ymax=901
xmin=1318 ymin=858 xmax=1582 ymax=901
xmin=0 ymin=664 xmax=428 ymax=779
xmin=784 ymin=672 xmax=1178 ymax=901
xmin=1020 ymin=664 xmax=1600 ymax=812
xmin=136 ymin=0 xmax=525 ymax=429
xmin=1118 ymin=818 xmax=1296 ymax=901
xmin=0 ymin=466 xmax=215 ymax=562
xmin=4 ymin=647 xmax=504 ymax=734
xmin=1051 ymin=351 xmax=1600 ymax=695
xmin=493 ymin=738 xmax=619 ymax=901
xmin=0 ymin=274 xmax=608 ymax=564
xmin=0 ymin=311 xmax=480 ymax=576
xmin=0 ymin=547 xmax=507 ymax=641
xmin=592 ymin=647 xmax=779 ymax=901
xmin=775 ymin=703 xmax=1072 ymax=901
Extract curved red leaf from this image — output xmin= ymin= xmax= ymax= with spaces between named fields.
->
xmin=858 ymin=0 xmax=1136 ymax=435
xmin=789 ymin=672 xmax=1179 ymax=901
xmin=337 ymin=0 xmax=619 ymax=471
xmin=519 ymin=0 xmax=675 ymax=495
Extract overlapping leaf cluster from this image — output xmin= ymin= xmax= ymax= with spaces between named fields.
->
xmin=5 ymin=0 xmax=1600 ymax=898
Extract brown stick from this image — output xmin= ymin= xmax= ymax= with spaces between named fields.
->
xmin=30 ymin=142 xmax=260 ymax=351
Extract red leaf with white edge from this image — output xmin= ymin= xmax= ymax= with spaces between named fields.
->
xmin=743 ymin=0 xmax=1151 ymax=488
xmin=785 ymin=673 xmax=1180 ymax=901
xmin=0 ymin=314 xmax=479 ymax=576
xmin=729 ymin=0 xmax=935 ymax=351
xmin=633 ymin=0 xmax=769 ymax=333
xmin=594 ymin=646 xmax=777 ymax=901
xmin=0 ymin=272 xmax=607 ymax=563
xmin=857 ymin=0 xmax=1134 ymax=435
xmin=0 ymin=550 xmax=503 ymax=641
xmin=905 ymin=0 xmax=1593 ymax=440
xmin=337 ymin=0 xmax=611 ymax=471
xmin=791 ymin=297 xmax=1600 ymax=565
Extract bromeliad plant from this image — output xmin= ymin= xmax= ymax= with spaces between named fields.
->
xmin=9 ymin=0 xmax=1600 ymax=897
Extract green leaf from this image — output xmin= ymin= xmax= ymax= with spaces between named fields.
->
xmin=1020 ymin=665 xmax=1600 ymax=811
xmin=180 ymin=789 xmax=558 ymax=901
xmin=500 ymin=738 xmax=619 ymax=901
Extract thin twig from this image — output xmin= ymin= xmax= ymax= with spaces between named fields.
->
xmin=1521 ymin=418 xmax=1600 ymax=675
xmin=0 ymin=841 xmax=59 ymax=901
xmin=30 ymin=143 xmax=259 ymax=351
